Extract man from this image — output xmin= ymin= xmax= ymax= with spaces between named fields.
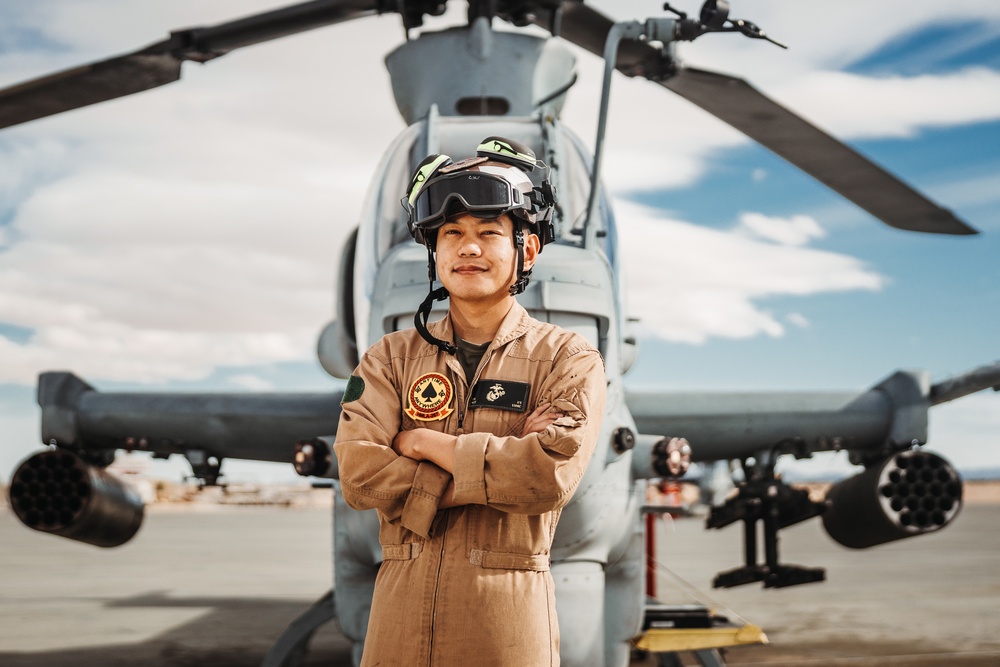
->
xmin=334 ymin=136 xmax=606 ymax=666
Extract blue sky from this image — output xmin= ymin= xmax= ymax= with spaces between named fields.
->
xmin=1 ymin=1 xmax=999 ymax=482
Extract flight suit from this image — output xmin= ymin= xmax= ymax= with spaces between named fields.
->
xmin=335 ymin=301 xmax=606 ymax=666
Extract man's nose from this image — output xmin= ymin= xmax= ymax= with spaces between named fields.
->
xmin=459 ymin=241 xmax=481 ymax=256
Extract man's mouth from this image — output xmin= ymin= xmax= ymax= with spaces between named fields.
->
xmin=454 ymin=265 xmax=487 ymax=275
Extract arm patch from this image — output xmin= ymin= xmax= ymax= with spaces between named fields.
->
xmin=341 ymin=375 xmax=365 ymax=404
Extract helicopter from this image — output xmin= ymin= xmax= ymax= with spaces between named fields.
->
xmin=2 ymin=1 xmax=1000 ymax=666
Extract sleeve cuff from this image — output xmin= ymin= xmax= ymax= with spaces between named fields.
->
xmin=452 ymin=432 xmax=490 ymax=505
xmin=399 ymin=462 xmax=451 ymax=538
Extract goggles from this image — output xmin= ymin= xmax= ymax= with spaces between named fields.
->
xmin=409 ymin=171 xmax=526 ymax=231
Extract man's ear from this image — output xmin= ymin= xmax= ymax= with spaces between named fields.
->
xmin=523 ymin=233 xmax=541 ymax=270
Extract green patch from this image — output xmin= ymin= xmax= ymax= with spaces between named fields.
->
xmin=341 ymin=375 xmax=365 ymax=404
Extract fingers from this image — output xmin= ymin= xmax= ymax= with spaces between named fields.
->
xmin=520 ymin=402 xmax=563 ymax=437
xmin=529 ymin=402 xmax=551 ymax=417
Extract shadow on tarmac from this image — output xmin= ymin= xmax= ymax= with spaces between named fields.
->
xmin=0 ymin=593 xmax=354 ymax=667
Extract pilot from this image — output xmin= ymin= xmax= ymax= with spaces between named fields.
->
xmin=334 ymin=136 xmax=606 ymax=666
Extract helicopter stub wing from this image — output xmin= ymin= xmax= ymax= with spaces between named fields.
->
xmin=537 ymin=2 xmax=977 ymax=235
xmin=627 ymin=362 xmax=1000 ymax=464
xmin=0 ymin=0 xmax=382 ymax=130
xmin=8 ymin=371 xmax=343 ymax=547
xmin=34 ymin=371 xmax=342 ymax=468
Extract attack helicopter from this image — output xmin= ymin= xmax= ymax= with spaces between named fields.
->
xmin=3 ymin=2 xmax=999 ymax=666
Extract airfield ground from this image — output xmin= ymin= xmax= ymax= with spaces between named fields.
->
xmin=1 ymin=483 xmax=998 ymax=666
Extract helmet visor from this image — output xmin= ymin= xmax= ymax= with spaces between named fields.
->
xmin=411 ymin=172 xmax=520 ymax=229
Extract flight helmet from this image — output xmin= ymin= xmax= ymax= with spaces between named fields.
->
xmin=402 ymin=136 xmax=557 ymax=354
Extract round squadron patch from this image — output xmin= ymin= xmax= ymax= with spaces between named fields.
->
xmin=405 ymin=372 xmax=455 ymax=422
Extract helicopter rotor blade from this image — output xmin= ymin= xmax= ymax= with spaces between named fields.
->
xmin=0 ymin=0 xmax=383 ymax=131
xmin=660 ymin=67 xmax=976 ymax=236
xmin=540 ymin=2 xmax=977 ymax=235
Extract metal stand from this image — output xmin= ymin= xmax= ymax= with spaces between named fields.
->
xmin=639 ymin=602 xmax=758 ymax=666
xmin=708 ymin=476 xmax=826 ymax=588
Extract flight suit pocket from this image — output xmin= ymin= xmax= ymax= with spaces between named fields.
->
xmin=465 ymin=506 xmax=552 ymax=568
xmin=469 ymin=549 xmax=549 ymax=571
xmin=381 ymin=542 xmax=423 ymax=561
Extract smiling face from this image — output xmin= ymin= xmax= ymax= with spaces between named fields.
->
xmin=435 ymin=212 xmax=539 ymax=308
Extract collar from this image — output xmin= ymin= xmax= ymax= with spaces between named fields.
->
xmin=426 ymin=301 xmax=532 ymax=353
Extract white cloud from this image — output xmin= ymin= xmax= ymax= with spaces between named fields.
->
xmin=772 ymin=67 xmax=1000 ymax=140
xmin=786 ymin=313 xmax=810 ymax=329
xmin=736 ymin=213 xmax=826 ymax=246
xmin=617 ymin=200 xmax=883 ymax=343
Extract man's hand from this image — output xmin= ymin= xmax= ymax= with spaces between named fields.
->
xmin=520 ymin=402 xmax=562 ymax=437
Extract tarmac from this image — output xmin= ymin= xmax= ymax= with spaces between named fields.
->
xmin=1 ymin=495 xmax=998 ymax=666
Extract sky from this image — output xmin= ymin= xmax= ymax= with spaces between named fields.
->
xmin=1 ymin=1 xmax=998 ymax=484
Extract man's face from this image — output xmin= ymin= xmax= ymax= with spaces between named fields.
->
xmin=435 ymin=212 xmax=538 ymax=306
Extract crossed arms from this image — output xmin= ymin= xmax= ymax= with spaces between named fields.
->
xmin=391 ymin=402 xmax=562 ymax=509
xmin=334 ymin=342 xmax=606 ymax=537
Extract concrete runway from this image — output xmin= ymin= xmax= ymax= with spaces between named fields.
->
xmin=2 ymin=500 xmax=999 ymax=666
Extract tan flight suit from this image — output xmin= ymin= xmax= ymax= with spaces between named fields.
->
xmin=335 ymin=301 xmax=606 ymax=667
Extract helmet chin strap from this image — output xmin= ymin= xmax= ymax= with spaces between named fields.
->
xmin=508 ymin=219 xmax=531 ymax=296
xmin=415 ymin=240 xmax=458 ymax=355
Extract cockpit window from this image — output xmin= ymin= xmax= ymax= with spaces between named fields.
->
xmin=555 ymin=129 xmax=594 ymax=246
xmin=373 ymin=131 xmax=418 ymax=259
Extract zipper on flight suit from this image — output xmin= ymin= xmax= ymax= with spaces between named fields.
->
xmin=456 ymin=348 xmax=493 ymax=430
xmin=427 ymin=511 xmax=448 ymax=665
xmin=430 ymin=346 xmax=492 ymax=661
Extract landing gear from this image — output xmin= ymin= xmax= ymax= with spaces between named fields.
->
xmin=184 ymin=449 xmax=223 ymax=486
xmin=708 ymin=454 xmax=826 ymax=589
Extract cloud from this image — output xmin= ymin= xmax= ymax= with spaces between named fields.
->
xmin=0 ymin=136 xmax=355 ymax=384
xmin=617 ymin=200 xmax=883 ymax=343
xmin=736 ymin=213 xmax=826 ymax=246
xmin=771 ymin=67 xmax=1000 ymax=139
xmin=785 ymin=313 xmax=811 ymax=329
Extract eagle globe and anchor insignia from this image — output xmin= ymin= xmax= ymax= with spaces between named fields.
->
xmin=405 ymin=372 xmax=455 ymax=421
